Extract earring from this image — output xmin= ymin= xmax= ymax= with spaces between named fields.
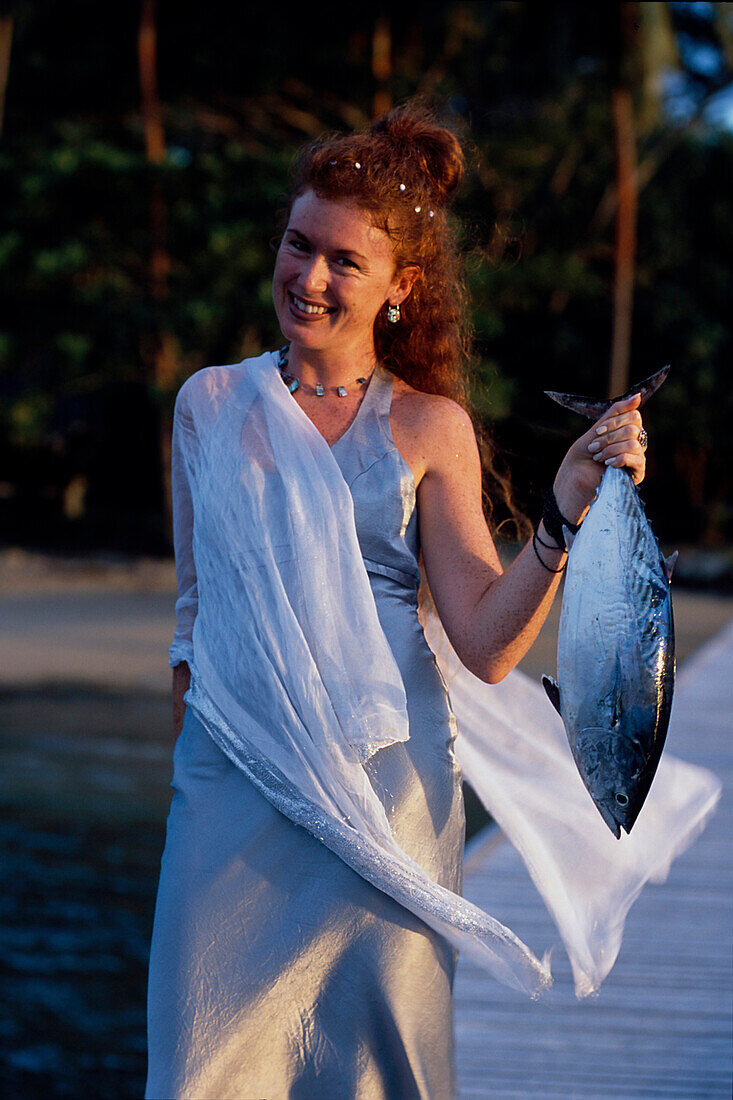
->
xmin=386 ymin=303 xmax=401 ymax=324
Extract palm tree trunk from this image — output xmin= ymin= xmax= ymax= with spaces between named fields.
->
xmin=372 ymin=15 xmax=392 ymax=118
xmin=608 ymin=2 xmax=639 ymax=399
xmin=0 ymin=15 xmax=13 ymax=138
xmin=609 ymin=84 xmax=637 ymax=398
xmin=138 ymin=0 xmax=176 ymax=546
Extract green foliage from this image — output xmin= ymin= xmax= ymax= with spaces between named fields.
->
xmin=0 ymin=125 xmax=287 ymax=400
xmin=1 ymin=1 xmax=731 ymax=550
xmin=449 ymin=58 xmax=733 ymax=541
xmin=7 ymin=391 xmax=53 ymax=447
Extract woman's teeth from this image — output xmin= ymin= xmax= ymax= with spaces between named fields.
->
xmin=292 ymin=295 xmax=330 ymax=315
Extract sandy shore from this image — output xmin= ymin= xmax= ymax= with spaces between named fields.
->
xmin=1 ymin=546 xmax=730 ymax=695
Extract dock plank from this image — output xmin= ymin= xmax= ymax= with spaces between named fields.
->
xmin=455 ymin=621 xmax=733 ymax=1099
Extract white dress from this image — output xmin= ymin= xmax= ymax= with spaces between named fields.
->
xmin=147 ymin=364 xmax=466 ymax=1098
xmin=146 ymin=353 xmax=721 ymax=1099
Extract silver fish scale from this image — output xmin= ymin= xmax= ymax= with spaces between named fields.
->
xmin=555 ymin=465 xmax=675 ymax=834
xmin=561 ymin=470 xmax=666 ymax=680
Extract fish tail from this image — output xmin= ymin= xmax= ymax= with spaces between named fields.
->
xmin=545 ymin=365 xmax=670 ymax=419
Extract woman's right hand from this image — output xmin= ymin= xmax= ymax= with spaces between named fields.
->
xmin=172 ymin=662 xmax=191 ymax=736
xmin=552 ymin=393 xmax=646 ymax=526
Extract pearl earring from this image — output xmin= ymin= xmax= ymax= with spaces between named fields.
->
xmin=386 ymin=303 xmax=401 ymax=324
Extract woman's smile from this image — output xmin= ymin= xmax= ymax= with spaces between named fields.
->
xmin=272 ymin=189 xmax=412 ymax=363
xmin=288 ymin=291 xmax=336 ymax=320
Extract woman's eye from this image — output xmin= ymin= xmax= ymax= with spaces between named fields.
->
xmin=336 ymin=257 xmax=358 ymax=270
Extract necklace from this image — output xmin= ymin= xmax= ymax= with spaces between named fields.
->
xmin=277 ymin=346 xmax=369 ymax=398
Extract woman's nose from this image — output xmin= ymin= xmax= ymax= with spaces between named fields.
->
xmin=299 ymin=255 xmax=329 ymax=294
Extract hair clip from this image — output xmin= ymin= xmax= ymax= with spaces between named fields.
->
xmin=354 ymin=161 xmax=362 ymax=169
xmin=330 ymin=160 xmax=337 ymax=166
xmin=414 ymin=206 xmax=421 ymax=213
xmin=428 ymin=210 xmax=435 ymax=218
xmin=399 ymin=183 xmax=406 ymax=192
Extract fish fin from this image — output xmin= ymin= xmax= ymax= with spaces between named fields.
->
xmin=617 ymin=364 xmax=670 ymax=409
xmin=664 ymin=550 xmax=678 ymax=582
xmin=597 ymin=653 xmax=624 ymax=728
xmin=562 ymin=524 xmax=576 ymax=552
xmin=543 ymin=390 xmax=609 ymax=419
xmin=542 ymin=675 xmax=562 ymax=716
xmin=545 ymin=365 xmax=670 ymax=419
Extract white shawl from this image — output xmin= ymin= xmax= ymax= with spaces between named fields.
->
xmin=169 ymin=352 xmax=721 ymax=998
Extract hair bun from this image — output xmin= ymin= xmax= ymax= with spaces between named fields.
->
xmin=370 ymin=106 xmax=464 ymax=206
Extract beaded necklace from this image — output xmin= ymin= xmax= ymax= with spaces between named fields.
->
xmin=277 ymin=346 xmax=369 ymax=398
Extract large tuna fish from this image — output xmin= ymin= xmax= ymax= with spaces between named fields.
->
xmin=542 ymin=367 xmax=676 ymax=838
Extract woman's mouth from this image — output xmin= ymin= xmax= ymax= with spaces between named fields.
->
xmin=288 ymin=292 xmax=335 ymax=319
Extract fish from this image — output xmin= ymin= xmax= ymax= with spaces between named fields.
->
xmin=541 ymin=366 xmax=676 ymax=838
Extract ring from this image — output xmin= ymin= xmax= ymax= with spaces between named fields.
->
xmin=638 ymin=428 xmax=648 ymax=451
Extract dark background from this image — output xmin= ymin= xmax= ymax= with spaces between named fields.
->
xmin=1 ymin=1 xmax=731 ymax=559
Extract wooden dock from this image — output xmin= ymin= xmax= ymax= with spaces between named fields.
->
xmin=455 ymin=620 xmax=732 ymax=1099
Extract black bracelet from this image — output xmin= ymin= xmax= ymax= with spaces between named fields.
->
xmin=534 ymin=525 xmax=564 ymax=552
xmin=541 ymin=487 xmax=581 ymax=549
xmin=532 ymin=530 xmax=567 ymax=574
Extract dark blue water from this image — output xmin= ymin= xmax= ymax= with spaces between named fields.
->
xmin=0 ymin=696 xmax=172 ymax=1099
xmin=0 ymin=692 xmax=489 ymax=1099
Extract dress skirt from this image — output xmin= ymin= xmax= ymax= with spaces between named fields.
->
xmin=146 ymin=575 xmax=466 ymax=1100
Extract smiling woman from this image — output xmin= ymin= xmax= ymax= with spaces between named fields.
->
xmin=142 ymin=104 xmax=691 ymax=1100
xmin=281 ymin=111 xmax=470 ymax=403
xmin=274 ymin=193 xmax=415 ymax=356
xmin=271 ymin=191 xmax=419 ymax=444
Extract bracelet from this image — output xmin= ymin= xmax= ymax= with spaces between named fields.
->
xmin=541 ymin=487 xmax=581 ymax=549
xmin=532 ymin=530 xmax=567 ymax=574
xmin=534 ymin=525 xmax=563 ymax=552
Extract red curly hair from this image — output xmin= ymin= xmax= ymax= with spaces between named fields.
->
xmin=287 ymin=105 xmax=471 ymax=407
xmin=285 ymin=104 xmax=525 ymax=536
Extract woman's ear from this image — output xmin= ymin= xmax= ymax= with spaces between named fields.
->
xmin=389 ymin=264 xmax=420 ymax=307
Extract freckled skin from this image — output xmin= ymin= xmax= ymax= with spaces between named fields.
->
xmin=401 ymin=388 xmax=646 ymax=683
xmin=271 ymin=190 xmax=417 ymax=448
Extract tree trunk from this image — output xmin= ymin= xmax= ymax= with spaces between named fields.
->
xmin=372 ymin=16 xmax=392 ymax=118
xmin=0 ymin=15 xmax=13 ymax=139
xmin=608 ymin=3 xmax=640 ymax=399
xmin=609 ymin=84 xmax=637 ymax=398
xmin=137 ymin=0 xmax=175 ymax=547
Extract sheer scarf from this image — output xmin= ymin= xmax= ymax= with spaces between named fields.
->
xmin=170 ymin=352 xmax=720 ymax=997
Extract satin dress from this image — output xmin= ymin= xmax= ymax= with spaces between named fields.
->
xmin=146 ymin=366 xmax=466 ymax=1100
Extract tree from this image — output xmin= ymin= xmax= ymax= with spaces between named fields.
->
xmin=0 ymin=2 xmax=731 ymax=550
xmin=138 ymin=0 xmax=175 ymax=535
xmin=0 ymin=11 xmax=12 ymax=138
xmin=609 ymin=2 xmax=641 ymax=398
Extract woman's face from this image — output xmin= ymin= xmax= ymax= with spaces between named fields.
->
xmin=272 ymin=189 xmax=414 ymax=358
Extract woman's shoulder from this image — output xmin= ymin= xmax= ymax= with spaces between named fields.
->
xmin=389 ymin=375 xmax=478 ymax=483
xmin=390 ymin=376 xmax=476 ymax=447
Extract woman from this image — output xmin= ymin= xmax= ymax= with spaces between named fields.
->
xmin=145 ymin=108 xmax=698 ymax=1100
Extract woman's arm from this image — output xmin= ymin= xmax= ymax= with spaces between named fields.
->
xmin=172 ymin=661 xmax=191 ymax=737
xmin=168 ymin=382 xmax=200 ymax=732
xmin=417 ymin=392 xmax=645 ymax=682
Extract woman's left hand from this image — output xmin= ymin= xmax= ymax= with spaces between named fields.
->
xmin=552 ymin=393 xmax=647 ymax=525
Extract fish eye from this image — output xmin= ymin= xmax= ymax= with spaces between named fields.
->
xmin=615 ymin=792 xmax=629 ymax=806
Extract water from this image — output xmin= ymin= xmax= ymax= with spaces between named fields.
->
xmin=0 ymin=693 xmax=172 ymax=1099
xmin=0 ymin=690 xmax=490 ymax=1098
